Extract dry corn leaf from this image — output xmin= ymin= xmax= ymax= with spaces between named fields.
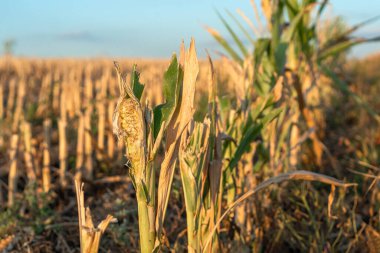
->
xmin=273 ymin=76 xmax=283 ymax=102
xmin=366 ymin=225 xmax=380 ymax=253
xmin=261 ymin=0 xmax=272 ymax=27
xmin=0 ymin=235 xmax=15 ymax=252
xmin=75 ymin=180 xmax=117 ymax=253
xmin=327 ymin=185 xmax=338 ymax=219
xmin=155 ymin=38 xmax=199 ymax=244
xmin=204 ymin=170 xmax=356 ymax=249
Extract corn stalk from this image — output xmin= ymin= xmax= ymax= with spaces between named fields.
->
xmin=113 ymin=39 xmax=199 ymax=253
xmin=75 ymin=180 xmax=117 ymax=253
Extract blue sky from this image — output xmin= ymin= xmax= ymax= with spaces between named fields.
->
xmin=1 ymin=0 xmax=380 ymax=58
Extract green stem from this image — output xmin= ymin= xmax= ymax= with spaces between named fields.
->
xmin=185 ymin=208 xmax=199 ymax=252
xmin=136 ymin=185 xmax=155 ymax=253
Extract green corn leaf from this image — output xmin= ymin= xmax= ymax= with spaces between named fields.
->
xmin=228 ymin=123 xmax=262 ymax=171
xmin=282 ymin=3 xmax=316 ymax=43
xmin=131 ymin=65 xmax=145 ymax=100
xmin=319 ymin=35 xmax=380 ymax=62
xmin=253 ymin=45 xmax=276 ymax=96
xmin=217 ymin=10 xmax=249 ymax=57
xmin=261 ymin=107 xmax=283 ymax=125
xmin=226 ymin=10 xmax=255 ymax=45
xmin=219 ymin=96 xmax=231 ymax=123
xmin=180 ymin=159 xmax=198 ymax=212
xmin=153 ymin=54 xmax=182 ymax=138
xmin=285 ymin=0 xmax=300 ymax=19
xmin=321 ymin=15 xmax=380 ymax=50
xmin=228 ymin=104 xmax=281 ymax=171
xmin=274 ymin=42 xmax=289 ymax=73
xmin=250 ymin=96 xmax=272 ymax=122
xmin=206 ymin=26 xmax=243 ymax=65
xmin=253 ymin=38 xmax=270 ymax=69
xmin=270 ymin=4 xmax=282 ymax=52
xmin=314 ymin=0 xmax=328 ymax=26
xmin=318 ymin=39 xmax=363 ymax=62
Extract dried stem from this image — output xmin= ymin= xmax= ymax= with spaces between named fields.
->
xmin=8 ymin=134 xmax=19 ymax=207
xmin=42 ymin=119 xmax=52 ymax=192
xmin=75 ymin=180 xmax=117 ymax=253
